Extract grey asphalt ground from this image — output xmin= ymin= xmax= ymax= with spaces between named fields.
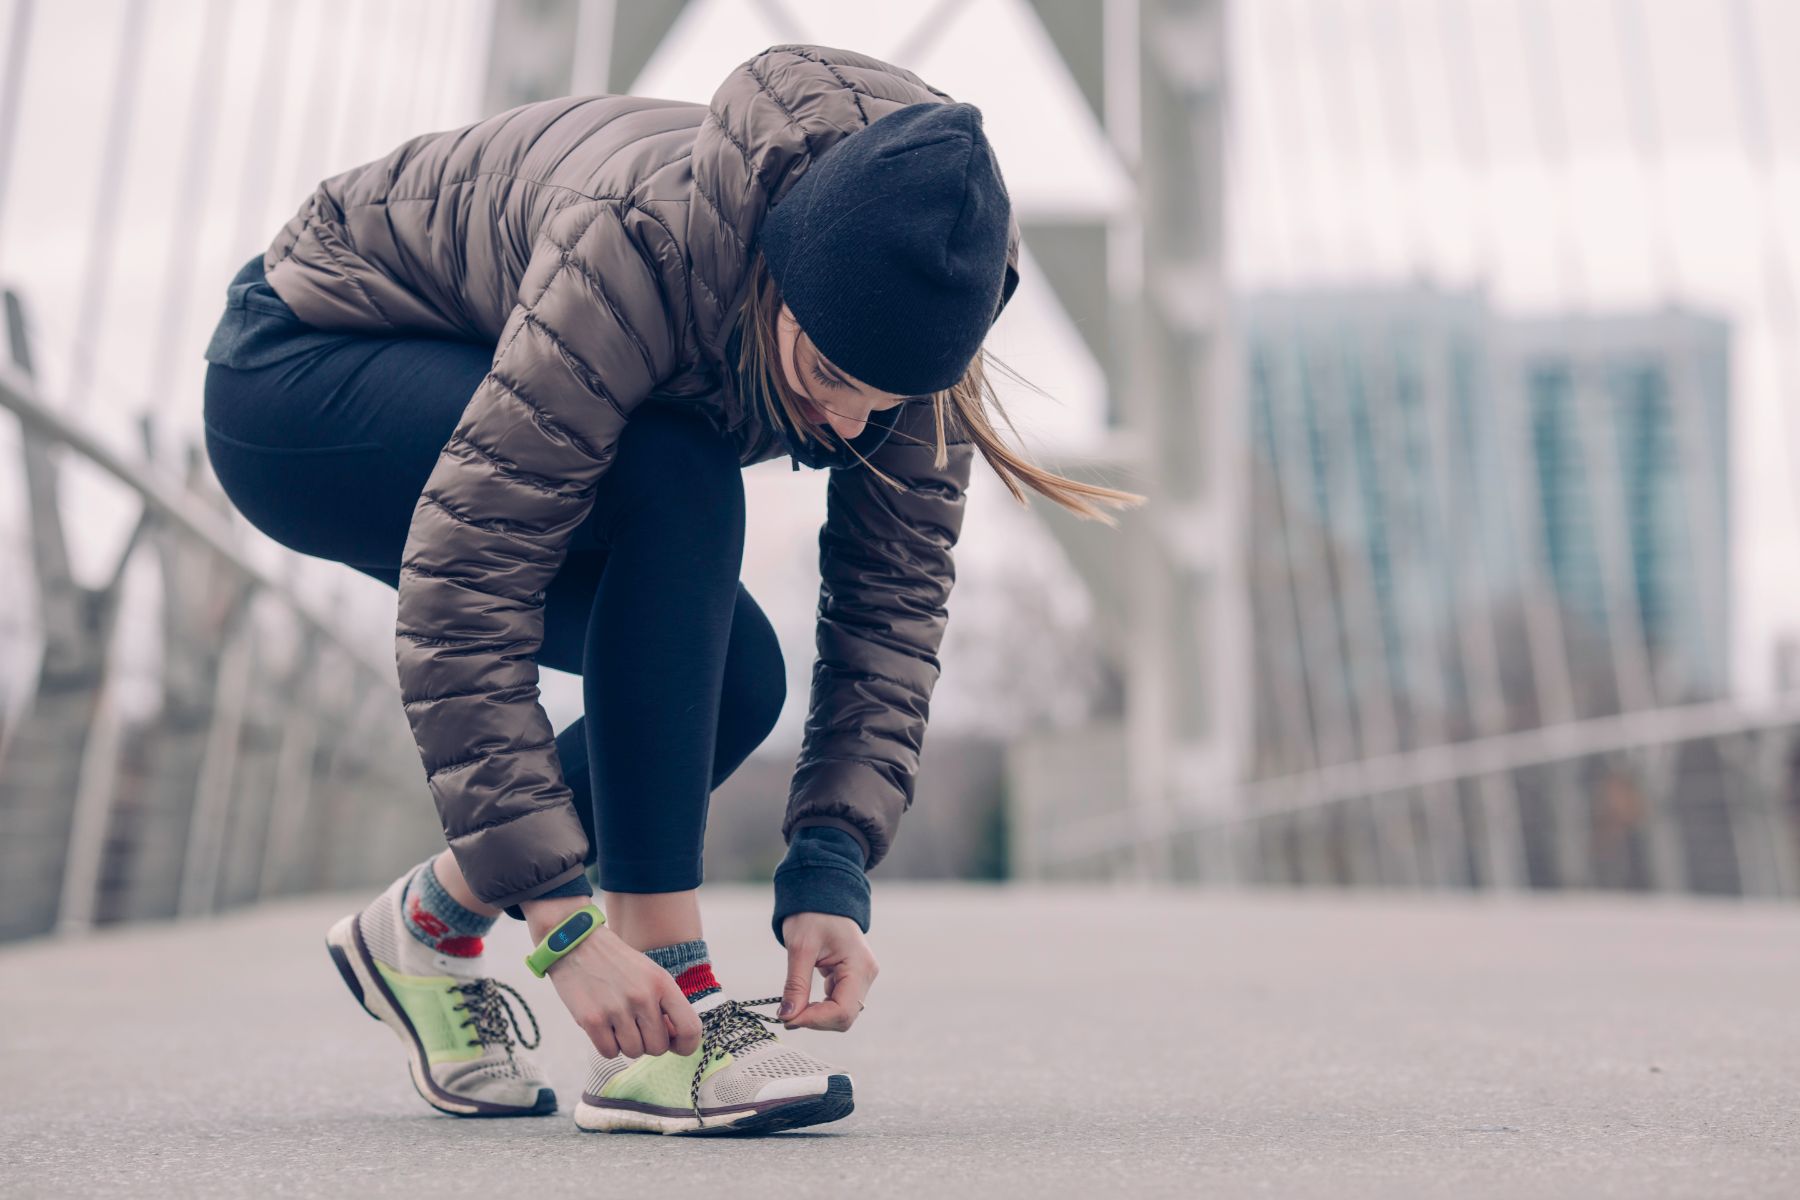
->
xmin=1 ymin=884 xmax=1796 ymax=1199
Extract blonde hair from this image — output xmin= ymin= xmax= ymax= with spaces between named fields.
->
xmin=731 ymin=249 xmax=1148 ymax=525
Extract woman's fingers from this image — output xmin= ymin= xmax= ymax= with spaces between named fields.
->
xmin=788 ymin=998 xmax=853 ymax=1031
xmin=662 ymin=979 xmax=703 ymax=1055
xmin=785 ymin=958 xmax=873 ymax=1032
xmin=612 ymin=1015 xmax=647 ymax=1059
xmin=588 ymin=1023 xmax=622 ymax=1059
xmin=634 ymin=1004 xmax=671 ymax=1056
xmin=779 ymin=933 xmax=818 ymax=1021
xmin=545 ymin=926 xmax=707 ymax=1059
xmin=778 ymin=913 xmax=881 ymax=1031
xmin=828 ymin=963 xmax=871 ymax=1026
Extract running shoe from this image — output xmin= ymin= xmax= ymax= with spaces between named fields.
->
xmin=573 ymin=991 xmax=854 ymax=1135
xmin=324 ymin=868 xmax=556 ymax=1116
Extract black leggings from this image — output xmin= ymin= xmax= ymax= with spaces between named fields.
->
xmin=201 ymin=332 xmax=785 ymax=894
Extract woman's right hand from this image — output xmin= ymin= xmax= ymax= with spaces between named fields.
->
xmin=522 ymin=897 xmax=703 ymax=1059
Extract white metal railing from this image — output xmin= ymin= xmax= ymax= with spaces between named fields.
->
xmin=1015 ymin=704 xmax=1800 ymax=900
xmin=0 ymin=288 xmax=433 ymax=942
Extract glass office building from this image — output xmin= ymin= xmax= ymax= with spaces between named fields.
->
xmin=1243 ymin=289 xmax=1731 ymax=779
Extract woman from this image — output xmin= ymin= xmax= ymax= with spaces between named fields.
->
xmin=201 ymin=43 xmax=1142 ymax=1135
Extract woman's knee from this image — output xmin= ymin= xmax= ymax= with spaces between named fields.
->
xmin=711 ymin=589 xmax=787 ymax=784
xmin=616 ymin=404 xmax=742 ymax=506
xmin=578 ymin=402 xmax=743 ymax=550
xmin=712 ymin=669 xmax=786 ymax=789
xmin=735 ymin=649 xmax=786 ymax=742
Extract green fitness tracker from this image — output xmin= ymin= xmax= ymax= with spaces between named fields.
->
xmin=524 ymin=902 xmax=605 ymax=978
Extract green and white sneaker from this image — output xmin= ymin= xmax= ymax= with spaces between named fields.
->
xmin=573 ymin=991 xmax=854 ymax=1135
xmin=324 ymin=869 xmax=556 ymax=1117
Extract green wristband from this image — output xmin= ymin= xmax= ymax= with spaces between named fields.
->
xmin=524 ymin=902 xmax=605 ymax=978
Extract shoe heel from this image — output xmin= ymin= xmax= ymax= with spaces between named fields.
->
xmin=327 ymin=908 xmax=551 ymax=1119
xmin=324 ymin=913 xmax=385 ymax=1024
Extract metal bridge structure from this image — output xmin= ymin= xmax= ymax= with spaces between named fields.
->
xmin=3 ymin=0 xmax=1798 ymax=952
xmin=1007 ymin=0 xmax=1800 ymax=902
xmin=0 ymin=0 xmax=499 ymax=941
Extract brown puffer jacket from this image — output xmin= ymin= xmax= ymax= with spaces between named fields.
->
xmin=261 ymin=43 xmax=1021 ymax=909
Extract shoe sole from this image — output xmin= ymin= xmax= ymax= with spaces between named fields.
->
xmin=325 ymin=911 xmax=556 ymax=1118
xmin=572 ymin=1073 xmax=854 ymax=1136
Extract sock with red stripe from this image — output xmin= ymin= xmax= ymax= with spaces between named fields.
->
xmin=400 ymin=855 xmax=494 ymax=958
xmin=643 ymin=938 xmax=722 ymax=1003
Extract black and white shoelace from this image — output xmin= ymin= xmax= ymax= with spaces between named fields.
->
xmin=689 ymin=996 xmax=785 ymax=1124
xmin=450 ymin=977 xmax=543 ymax=1052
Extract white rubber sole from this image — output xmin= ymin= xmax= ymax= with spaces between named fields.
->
xmin=573 ymin=1100 xmax=758 ymax=1134
xmin=572 ymin=1073 xmax=855 ymax=1136
xmin=324 ymin=911 xmax=553 ymax=1118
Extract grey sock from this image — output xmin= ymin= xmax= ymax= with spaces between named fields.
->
xmin=401 ymin=856 xmax=496 ymax=955
xmin=643 ymin=938 xmax=721 ymax=1001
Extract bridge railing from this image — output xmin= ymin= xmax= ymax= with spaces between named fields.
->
xmin=1010 ymin=703 xmax=1800 ymax=900
xmin=0 ymin=287 xmax=438 ymax=943
xmin=0 ymin=0 xmax=504 ymax=945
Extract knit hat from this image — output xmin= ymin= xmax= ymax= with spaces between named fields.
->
xmin=754 ymin=101 xmax=1014 ymax=397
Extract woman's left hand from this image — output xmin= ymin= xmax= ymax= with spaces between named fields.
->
xmin=778 ymin=912 xmax=878 ymax=1031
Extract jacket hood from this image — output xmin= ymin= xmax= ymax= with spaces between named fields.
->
xmin=686 ymin=45 xmax=1021 ymax=377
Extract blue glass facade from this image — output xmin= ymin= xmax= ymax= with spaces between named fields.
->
xmin=1243 ymin=290 xmax=1731 ymax=778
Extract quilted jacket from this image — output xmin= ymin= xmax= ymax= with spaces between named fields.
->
xmin=261 ymin=43 xmax=1022 ymax=909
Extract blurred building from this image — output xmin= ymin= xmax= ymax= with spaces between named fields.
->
xmin=1503 ymin=311 xmax=1732 ymax=708
xmin=1243 ymin=288 xmax=1494 ymax=775
xmin=1242 ymin=289 xmax=1731 ymax=783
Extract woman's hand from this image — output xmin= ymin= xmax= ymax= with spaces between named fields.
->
xmin=778 ymin=911 xmax=878 ymax=1031
xmin=522 ymin=896 xmax=702 ymax=1059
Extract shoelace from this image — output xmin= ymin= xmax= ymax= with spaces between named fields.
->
xmin=449 ymin=977 xmax=543 ymax=1052
xmin=689 ymin=996 xmax=785 ymax=1125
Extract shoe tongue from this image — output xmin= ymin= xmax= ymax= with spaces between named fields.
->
xmin=431 ymin=950 xmax=485 ymax=979
xmin=690 ymin=990 xmax=734 ymax=1016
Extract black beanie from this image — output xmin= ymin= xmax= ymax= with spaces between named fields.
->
xmin=754 ymin=101 xmax=1014 ymax=397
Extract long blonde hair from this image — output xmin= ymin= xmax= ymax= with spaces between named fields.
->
xmin=731 ymin=249 xmax=1148 ymax=526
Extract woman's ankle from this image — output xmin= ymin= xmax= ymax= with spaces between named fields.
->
xmin=601 ymin=889 xmax=703 ymax=951
xmin=428 ymin=848 xmax=503 ymax=920
xmin=401 ymin=856 xmax=496 ymax=957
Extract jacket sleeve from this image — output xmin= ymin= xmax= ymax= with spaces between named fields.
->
xmin=707 ymin=44 xmax=1016 ymax=870
xmin=395 ymin=198 xmax=680 ymax=911
xmin=783 ymin=403 xmax=977 ymax=869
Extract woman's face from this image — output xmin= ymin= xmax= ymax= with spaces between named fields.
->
xmin=777 ymin=301 xmax=910 ymax=440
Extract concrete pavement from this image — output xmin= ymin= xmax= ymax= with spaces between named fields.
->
xmin=2 ymin=884 xmax=1796 ymax=1198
